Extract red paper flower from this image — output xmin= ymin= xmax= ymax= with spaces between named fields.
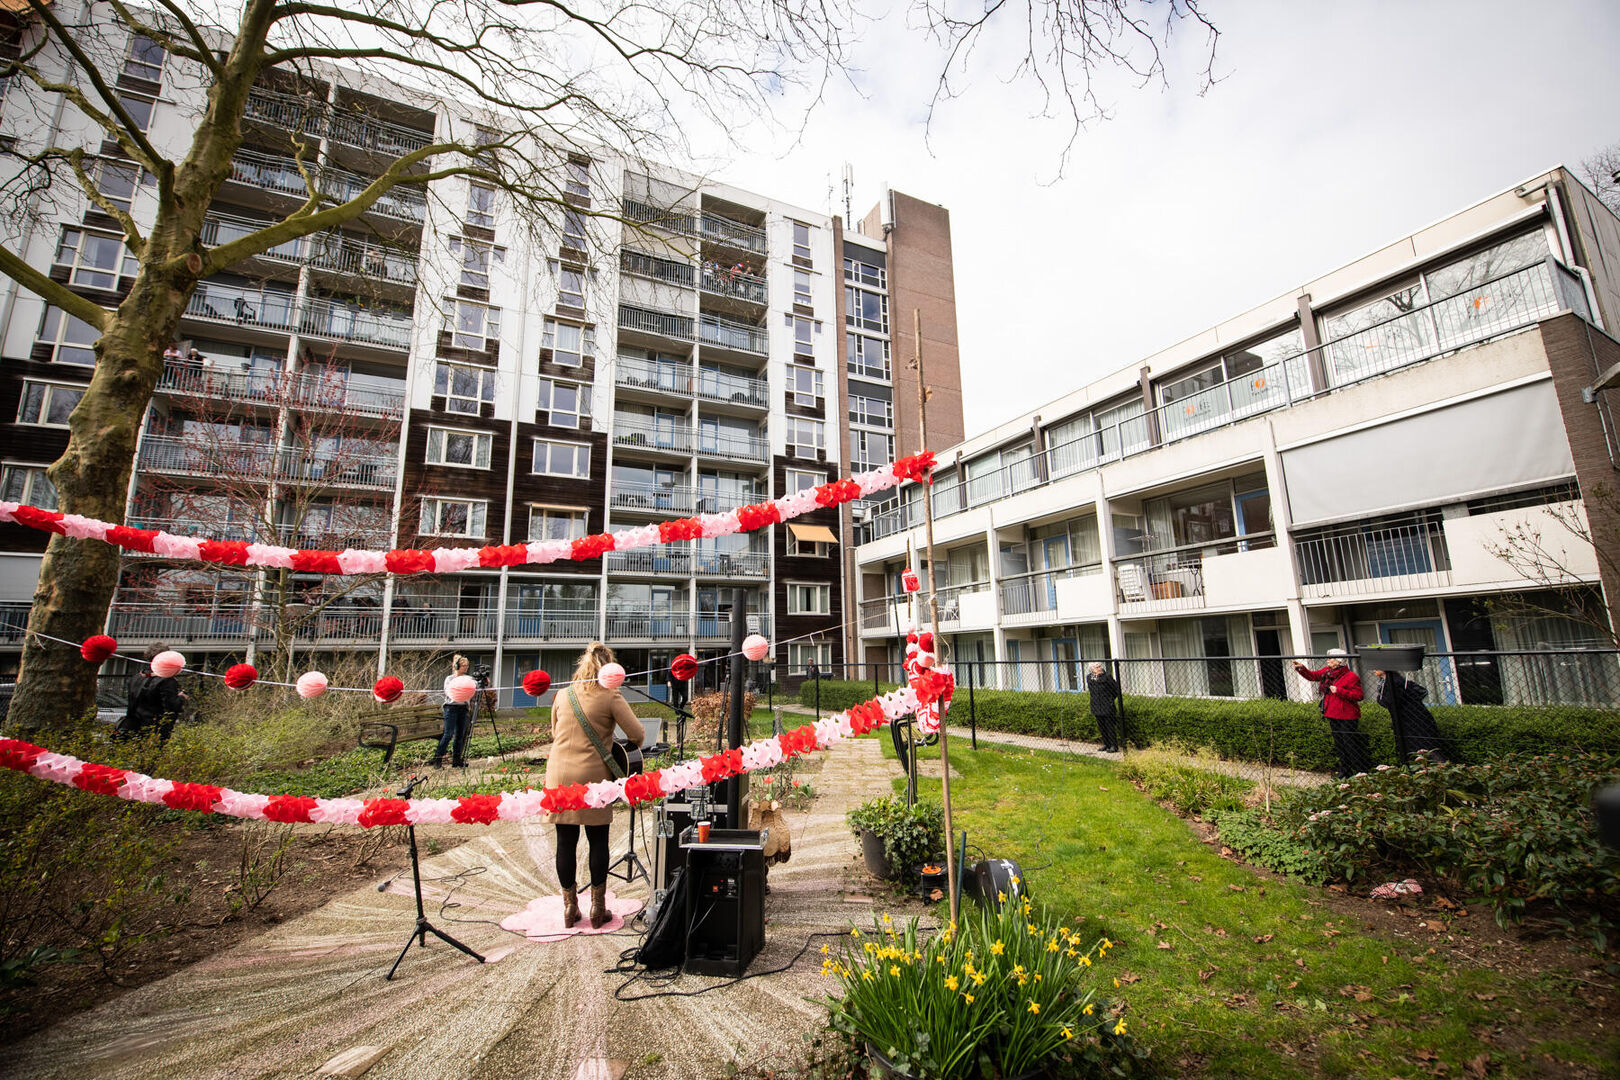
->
xmin=670 ymin=653 xmax=698 ymax=681
xmin=778 ymin=725 xmax=817 ymax=757
xmin=263 ymin=794 xmax=319 ymax=823
xmin=11 ymin=505 xmax=66 ymax=534
xmin=199 ymin=539 xmax=250 ymax=565
xmin=0 ymin=738 xmax=46 ymax=773
xmin=522 ymin=670 xmax=552 ymax=697
xmin=913 ymin=670 xmax=955 ymax=708
xmin=372 ymin=676 xmax=404 ymax=703
xmin=357 ymin=798 xmax=410 ymax=828
xmin=892 ymin=451 xmax=938 ymax=484
xmin=542 ymin=784 xmax=589 ymax=812
xmin=224 ymin=663 xmax=258 ymax=690
xmin=570 ymin=533 xmax=615 ymax=561
xmin=105 ymin=525 xmax=159 ymax=553
xmin=478 ymin=544 xmax=529 ymax=568
xmin=80 ymin=635 xmax=118 ymax=663
xmin=72 ymin=763 xmax=127 ymax=796
xmin=736 ymin=503 xmax=781 ymax=531
xmin=385 ymin=550 xmax=436 ymax=575
xmin=163 ymin=782 xmax=222 ymax=813
xmin=917 ymin=631 xmax=935 ymax=654
xmin=452 ymin=794 xmax=503 ymax=824
xmin=624 ymin=772 xmax=664 ymax=804
xmin=291 ymin=549 xmax=343 ymax=574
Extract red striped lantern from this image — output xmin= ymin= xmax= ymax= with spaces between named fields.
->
xmin=670 ymin=653 xmax=698 ymax=681
xmin=522 ymin=669 xmax=551 ymax=697
xmin=223 ymin=663 xmax=258 ymax=690
xmin=80 ymin=635 xmax=118 ymax=663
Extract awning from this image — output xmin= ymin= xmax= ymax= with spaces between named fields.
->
xmin=788 ymin=523 xmax=838 ymax=544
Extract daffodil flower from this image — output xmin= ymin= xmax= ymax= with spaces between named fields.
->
xmin=1027 ymin=1000 xmax=1040 ymax=1014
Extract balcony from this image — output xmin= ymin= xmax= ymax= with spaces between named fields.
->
xmin=243 ymin=89 xmax=434 ymax=158
xmin=185 ymin=282 xmax=297 ymax=332
xmin=125 ymin=517 xmax=258 ymax=543
xmin=696 ymin=430 xmax=767 ymax=463
xmin=605 ymin=608 xmax=693 ymax=640
xmin=305 ymin=233 xmax=418 ymax=287
xmin=610 ymin=483 xmax=695 ymax=516
xmin=298 ymin=297 xmax=413 ymax=351
xmin=605 ymin=548 xmax=693 ymax=575
xmin=156 ymin=362 xmax=283 ymax=404
xmin=289 ymin=370 xmax=406 ymax=418
xmin=998 ymin=567 xmax=1081 ymax=626
xmin=695 ymin=612 xmax=769 ymax=640
xmin=699 ymin=265 xmax=768 ymax=306
xmin=613 ymin=417 xmax=693 ymax=455
xmin=1113 ymin=534 xmax=1276 ymax=611
xmin=699 ymin=212 xmax=767 ymax=255
xmin=621 ymin=250 xmax=695 ymax=288
xmin=1295 ymin=519 xmax=1451 ymax=600
xmin=695 ymin=367 xmax=768 ymax=409
xmin=0 ymin=602 xmax=28 ymax=644
xmin=225 ymin=149 xmax=429 ymax=225
xmin=860 ymin=596 xmax=904 ymax=631
xmin=699 ymin=313 xmax=767 ymax=356
xmin=274 ymin=522 xmax=395 ymax=549
xmin=389 ymin=606 xmax=498 ymax=642
xmin=294 ymin=607 xmax=385 ymax=642
xmin=616 ymin=355 xmax=693 ymax=395
xmin=107 ymin=603 xmax=253 ymax=643
xmin=321 ymin=163 xmax=429 ymax=224
xmin=620 ymin=197 xmax=696 ymax=236
xmin=694 ymin=550 xmax=768 ymax=577
xmin=138 ymin=435 xmax=275 ymax=480
xmin=277 ymin=448 xmax=398 ymax=490
xmin=503 ymin=607 xmax=599 ymax=640
xmin=619 ymin=303 xmax=695 ymax=342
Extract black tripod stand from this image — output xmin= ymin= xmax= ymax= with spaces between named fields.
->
xmin=468 ymin=669 xmax=503 ymax=761
xmin=386 ymin=775 xmax=486 ymax=980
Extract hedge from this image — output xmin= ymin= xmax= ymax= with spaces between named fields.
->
xmin=797 ymin=679 xmax=1620 ymax=772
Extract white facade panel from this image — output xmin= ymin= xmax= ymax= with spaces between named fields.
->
xmin=1443 ymin=501 xmax=1599 ymax=587
xmin=1201 ymin=546 xmax=1292 ymax=609
xmin=1054 ymin=572 xmax=1112 ymax=622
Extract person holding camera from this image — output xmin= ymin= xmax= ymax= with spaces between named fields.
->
xmin=1293 ymin=649 xmax=1367 ymax=777
xmin=1085 ymin=662 xmax=1123 ymax=753
xmin=431 ymin=654 xmax=473 ymax=768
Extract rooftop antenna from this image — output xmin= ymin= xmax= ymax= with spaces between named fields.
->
xmin=842 ymin=163 xmax=854 ymax=226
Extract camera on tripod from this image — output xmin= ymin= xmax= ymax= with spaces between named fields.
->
xmin=471 ymin=664 xmax=492 ymax=685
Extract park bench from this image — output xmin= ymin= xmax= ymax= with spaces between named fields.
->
xmin=358 ymin=702 xmax=446 ymax=764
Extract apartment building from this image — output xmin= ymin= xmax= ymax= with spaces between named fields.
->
xmin=0 ymin=4 xmax=963 ymax=704
xmin=855 ymin=171 xmax=1620 ymax=707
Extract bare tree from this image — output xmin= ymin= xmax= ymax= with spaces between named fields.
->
xmin=1579 ymin=141 xmax=1620 ymax=216
xmin=1484 ymin=484 xmax=1619 ymax=650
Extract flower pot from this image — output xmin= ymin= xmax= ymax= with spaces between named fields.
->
xmin=859 ymin=827 xmax=893 ymax=879
xmin=1357 ymin=643 xmax=1425 ymax=671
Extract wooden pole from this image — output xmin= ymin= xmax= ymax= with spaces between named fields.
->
xmin=913 ymin=307 xmax=959 ymax=926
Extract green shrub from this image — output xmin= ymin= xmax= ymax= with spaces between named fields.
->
xmin=1288 ymin=752 xmax=1620 ymax=926
xmin=1208 ymin=808 xmax=1330 ymax=884
xmin=847 ymin=795 xmax=944 ymax=880
xmin=1118 ymin=747 xmax=1254 ymax=816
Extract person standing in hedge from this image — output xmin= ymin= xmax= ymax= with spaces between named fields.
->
xmin=1086 ymin=662 xmax=1123 ymax=754
xmin=1293 ymin=649 xmax=1368 ymax=777
xmin=1374 ymin=668 xmax=1449 ymax=763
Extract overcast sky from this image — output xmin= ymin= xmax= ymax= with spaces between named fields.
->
xmin=694 ymin=0 xmax=1620 ymax=439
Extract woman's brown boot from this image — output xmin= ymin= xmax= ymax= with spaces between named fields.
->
xmin=590 ymin=883 xmax=609 ymax=928
xmin=561 ymin=887 xmax=581 ymax=928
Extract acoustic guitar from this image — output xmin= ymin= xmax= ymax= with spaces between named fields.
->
xmin=612 ymin=738 xmax=644 ymax=778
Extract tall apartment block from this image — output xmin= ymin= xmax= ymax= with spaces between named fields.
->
xmin=0 ymin=3 xmax=963 ymax=704
xmin=856 ymin=171 xmax=1620 ymax=707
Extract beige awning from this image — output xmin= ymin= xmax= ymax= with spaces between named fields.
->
xmin=788 ymin=523 xmax=838 ymax=544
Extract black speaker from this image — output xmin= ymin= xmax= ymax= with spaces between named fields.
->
xmin=962 ymin=858 xmax=1028 ymax=909
xmin=681 ymin=829 xmax=765 ymax=977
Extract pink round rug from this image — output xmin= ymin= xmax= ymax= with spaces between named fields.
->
xmin=500 ymin=892 xmax=642 ymax=940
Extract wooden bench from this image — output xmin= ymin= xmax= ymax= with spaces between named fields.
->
xmin=358 ymin=703 xmax=446 ymax=764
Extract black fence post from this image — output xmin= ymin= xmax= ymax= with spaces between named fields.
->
xmin=967 ymin=658 xmax=977 ymax=750
xmin=815 ymin=667 xmax=822 ymax=720
xmin=874 ymin=664 xmax=880 ymax=698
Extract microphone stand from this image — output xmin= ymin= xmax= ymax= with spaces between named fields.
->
xmin=386 ymin=774 xmax=486 ymax=980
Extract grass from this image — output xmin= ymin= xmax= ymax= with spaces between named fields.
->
xmin=884 ymin=737 xmax=1619 ymax=1079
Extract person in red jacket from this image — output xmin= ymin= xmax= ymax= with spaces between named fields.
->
xmin=1293 ymin=649 xmax=1368 ymax=777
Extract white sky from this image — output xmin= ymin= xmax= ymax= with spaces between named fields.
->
xmin=696 ymin=0 xmax=1620 ymax=437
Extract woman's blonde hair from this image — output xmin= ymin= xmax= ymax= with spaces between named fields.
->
xmin=572 ymin=642 xmax=616 ymax=686
xmin=452 ymin=653 xmax=469 ymax=673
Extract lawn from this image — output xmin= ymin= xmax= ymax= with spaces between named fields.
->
xmin=893 ymin=738 xmax=1619 ymax=1079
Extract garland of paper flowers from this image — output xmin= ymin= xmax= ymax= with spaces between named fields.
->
xmin=0 ymin=453 xmax=935 ymax=575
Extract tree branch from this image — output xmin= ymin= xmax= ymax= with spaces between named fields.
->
xmin=0 ymin=244 xmax=110 ymax=330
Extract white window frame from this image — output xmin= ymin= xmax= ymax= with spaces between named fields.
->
xmin=550 ymin=261 xmax=585 ymax=308
xmin=565 ymin=158 xmax=591 ymax=198
xmin=528 ymin=504 xmax=589 ymax=543
xmin=425 ymin=425 xmax=492 ymax=469
xmin=466 ymin=181 xmax=496 ymax=228
xmin=0 ymin=462 xmax=58 ymax=509
xmin=845 ymin=286 xmax=888 ymax=333
xmin=420 ymin=496 xmax=487 ymax=538
xmin=785 ymin=313 xmax=817 ymax=354
xmin=532 ymin=438 xmax=591 ymax=478
xmin=788 ymin=640 xmax=833 ymax=673
xmin=38 ymin=305 xmax=102 ymax=366
xmin=787 ymin=581 xmax=831 ymax=616
xmin=543 ymin=318 xmax=594 ymax=367
xmin=450 ymin=236 xmax=504 ymax=290
xmin=848 ymin=333 xmax=891 ymax=381
xmin=792 ymin=221 xmax=811 ymax=262
xmin=849 ymin=429 xmax=894 ymax=471
xmin=563 ymin=207 xmax=587 ymax=248
xmin=17 ymin=380 xmax=84 ymax=427
xmin=842 ymin=257 xmax=885 ymax=289
xmin=784 ymin=467 xmax=823 ymax=493
xmin=54 ymin=227 xmax=136 ymax=290
xmin=790 ymin=533 xmax=831 ymax=558
xmin=793 ymin=268 xmax=812 ymax=306
xmin=117 ymin=91 xmax=155 ymax=132
xmin=537 ymin=377 xmax=592 ymax=429
xmin=91 ymin=158 xmax=141 ymax=213
xmin=123 ymin=32 xmax=166 ymax=82
xmin=788 ymin=364 xmax=823 ymax=406
xmin=848 ymin=394 xmax=892 ymax=428
xmin=443 ymin=298 xmax=502 ymax=351
xmin=786 ymin=417 xmax=825 ymax=459
xmin=433 ymin=361 xmax=496 ymax=415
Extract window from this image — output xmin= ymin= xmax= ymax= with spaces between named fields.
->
xmin=443 ymin=298 xmax=501 ymax=350
xmin=787 ymin=582 xmax=831 ymax=616
xmin=565 ymin=158 xmax=590 ymax=198
xmin=563 ymin=207 xmax=587 ymax=249
xmin=38 ymin=306 xmax=101 ymax=366
xmin=1424 ymin=232 xmax=1551 ymax=301
xmin=92 ymin=159 xmax=140 ymax=213
xmin=0 ymin=463 xmax=57 ymax=509
xmin=543 ymin=319 xmax=594 ymax=367
xmin=537 ymin=378 xmax=591 ymax=428
xmin=425 ymin=426 xmax=492 ymax=468
xmin=421 ymin=496 xmax=487 ymax=538
xmin=784 ymin=468 xmax=823 ymax=493
xmin=789 ymin=641 xmax=832 ymax=673
xmin=124 ymin=33 xmax=166 ymax=82
xmin=467 ymin=181 xmax=495 ymax=227
xmin=790 ymin=532 xmax=832 ymax=558
xmin=450 ymin=237 xmax=504 ymax=289
xmin=53 ymin=227 xmax=136 ymax=290
xmin=793 ymin=268 xmax=812 ymax=306
xmin=788 ymin=364 xmax=823 ymax=405
xmin=848 ymin=333 xmax=890 ymax=380
xmin=117 ymin=92 xmax=155 ymax=132
xmin=785 ymin=314 xmax=816 ymax=354
xmin=786 ymin=417 xmax=824 ymax=458
xmin=433 ymin=362 xmax=496 ymax=414
xmin=850 ymin=429 xmax=893 ymax=470
xmin=845 ymin=286 xmax=887 ymax=332
xmin=842 ymin=257 xmax=885 ymax=288
xmin=533 ymin=438 xmax=590 ymax=478
xmin=792 ymin=221 xmax=811 ymax=262
xmin=528 ymin=505 xmax=588 ymax=542
xmin=18 ymin=381 xmax=83 ymax=426
xmin=555 ymin=264 xmax=585 ymax=308
xmin=848 ymin=393 xmax=892 ymax=427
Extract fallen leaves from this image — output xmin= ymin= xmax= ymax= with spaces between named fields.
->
xmin=1157 ymin=941 xmax=1174 ymax=951
xmin=1228 ymin=884 xmax=1246 ymax=892
xmin=1254 ymin=933 xmax=1275 ymax=944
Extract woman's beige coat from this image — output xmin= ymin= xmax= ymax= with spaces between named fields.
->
xmin=543 ymin=682 xmax=646 ymax=826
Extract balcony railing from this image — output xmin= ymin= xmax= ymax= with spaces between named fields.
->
xmin=321 ymin=163 xmax=428 ymax=223
xmin=1295 ymin=520 xmax=1451 ymax=598
xmin=696 ymin=431 xmax=767 ymax=463
xmin=306 ymin=234 xmax=418 ymax=286
xmin=503 ymin=607 xmax=599 ymax=640
xmin=277 ymin=448 xmax=397 ymax=489
xmin=107 ymin=603 xmax=252 ymax=642
xmin=243 ymin=89 xmax=434 ymax=157
xmin=156 ymin=362 xmax=284 ymax=403
xmin=865 ymin=258 xmax=1592 ymax=539
xmin=699 ymin=266 xmax=768 ymax=305
xmin=1112 ymin=533 xmax=1277 ymax=609
xmin=298 ymin=296 xmax=413 ymax=350
xmin=699 ymin=212 xmax=767 ymax=255
xmin=138 ymin=435 xmax=275 ymax=479
xmin=605 ymin=548 xmax=694 ymax=575
xmin=699 ymin=313 xmax=768 ymax=355
xmin=389 ymin=606 xmax=498 ymax=641
xmin=619 ymin=198 xmax=696 ymax=236
xmin=694 ymin=550 xmax=768 ymax=576
xmin=620 ymin=249 xmax=695 ymax=288
xmin=619 ymin=303 xmax=695 ymax=342
xmin=225 ymin=149 xmax=428 ymax=224
xmin=274 ymin=523 xmax=394 ymax=549
xmin=289 ymin=370 xmax=406 ymax=418
xmin=605 ymin=609 xmax=692 ymax=639
xmin=613 ymin=418 xmax=693 ymax=454
xmin=615 ymin=355 xmax=693 ymax=394
xmin=126 ymin=517 xmax=258 ymax=543
xmin=859 ymin=596 xmax=902 ymax=630
xmin=610 ymin=483 xmax=694 ymax=515
xmin=695 ymin=612 xmax=769 ymax=640
xmin=997 ymin=565 xmax=1102 ymax=623
xmin=695 ymin=367 xmax=768 ymax=408
xmin=186 ymin=282 xmax=297 ymax=331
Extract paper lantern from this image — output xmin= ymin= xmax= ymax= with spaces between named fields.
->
xmin=150 ymin=650 xmax=186 ymax=678
xmin=522 ymin=669 xmax=551 ymax=697
xmin=446 ymin=674 xmax=477 ymax=703
xmin=597 ymin=662 xmax=626 ymax=690
xmin=670 ymin=653 xmax=698 ymax=681
xmin=80 ymin=635 xmax=117 ymax=663
xmin=223 ymin=663 xmax=258 ymax=690
xmin=902 ymin=568 xmax=921 ymax=593
xmin=296 ymin=671 xmax=328 ymax=699
xmin=742 ymin=634 xmax=770 ymax=662
xmin=372 ymin=676 xmax=404 ymax=703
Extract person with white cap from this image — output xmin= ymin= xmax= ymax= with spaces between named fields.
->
xmin=1292 ymin=648 xmax=1367 ymax=777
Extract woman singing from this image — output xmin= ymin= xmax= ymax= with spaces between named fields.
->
xmin=544 ymin=642 xmax=645 ymax=928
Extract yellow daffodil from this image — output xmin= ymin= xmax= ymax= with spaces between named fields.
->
xmin=1112 ymin=978 xmax=1120 ymax=989
xmin=1027 ymin=1001 xmax=1040 ymax=1015
xmin=881 ymin=912 xmax=892 ymax=924
xmin=1047 ymin=940 xmax=1061 ymax=953
xmin=1083 ymin=1004 xmax=1094 ymax=1015
xmin=1010 ymin=874 xmax=1021 ymax=886
xmin=820 ymin=944 xmax=830 ymax=956
xmin=862 ymin=970 xmax=873 ymax=981
xmin=963 ymin=993 xmax=975 ymax=1004
xmin=1066 ymin=948 xmax=1078 ymax=958
xmin=851 ymin=928 xmax=861 ymax=937
xmin=972 ymin=973 xmax=986 ymax=986
xmin=1012 ymin=964 xmax=1026 ymax=975
xmin=990 ymin=940 xmax=1006 ymax=956
xmin=1027 ymin=923 xmax=1040 ymax=936
xmin=997 ymin=890 xmax=1007 ymax=903
xmin=1102 ymin=938 xmax=1113 ymax=949
xmin=1061 ymin=1026 xmax=1073 ymax=1040
xmin=945 ymin=976 xmax=959 ymax=991
xmin=936 ymin=955 xmax=947 ymax=965
xmin=1016 ymin=974 xmax=1029 ymax=986
xmin=889 ymin=965 xmax=901 ymax=976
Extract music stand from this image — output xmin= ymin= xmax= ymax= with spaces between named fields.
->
xmin=386 ymin=775 xmax=486 ymax=980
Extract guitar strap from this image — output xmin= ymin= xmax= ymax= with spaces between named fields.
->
xmin=564 ymin=688 xmax=625 ymax=779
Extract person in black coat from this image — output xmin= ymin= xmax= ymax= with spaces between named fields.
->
xmin=1375 ymin=669 xmax=1449 ymax=763
xmin=1086 ymin=662 xmax=1123 ymax=753
xmin=116 ymin=643 xmax=189 ymax=744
